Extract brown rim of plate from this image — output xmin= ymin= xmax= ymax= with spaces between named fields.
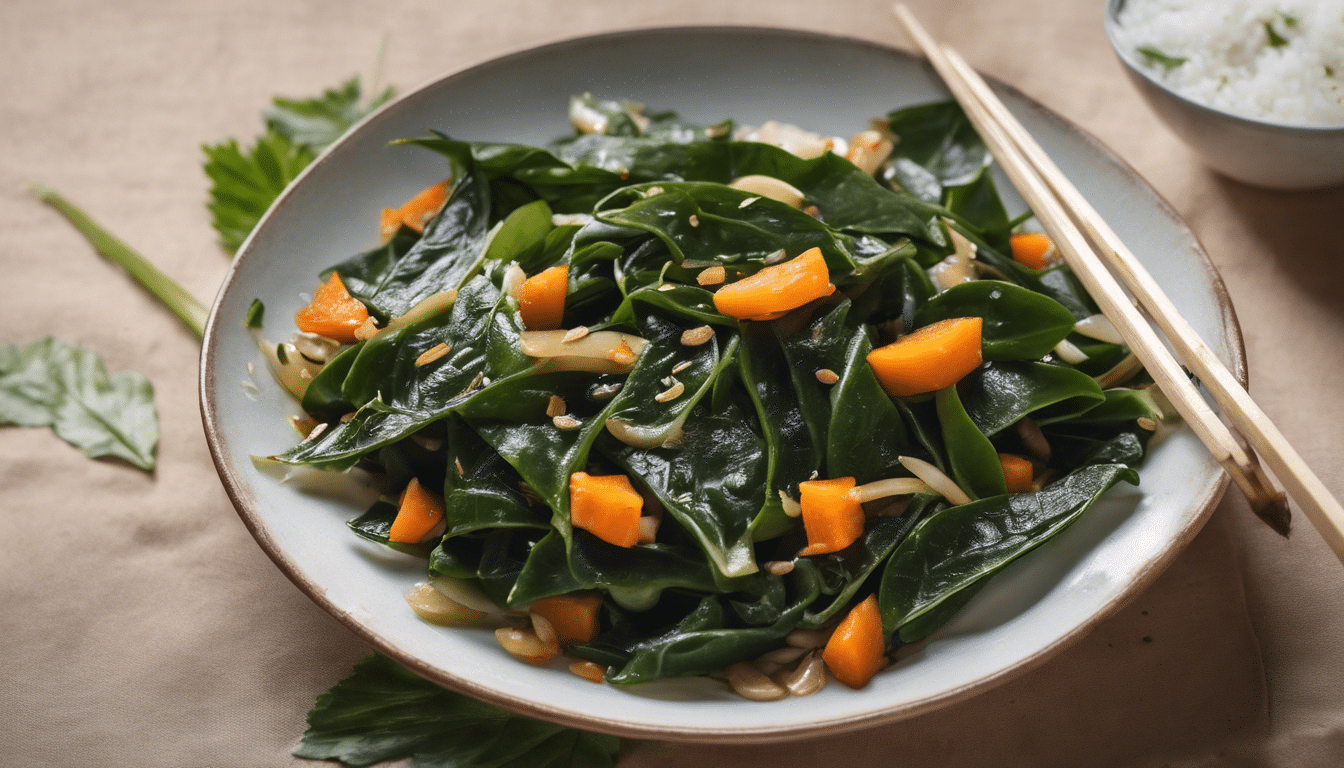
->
xmin=199 ymin=25 xmax=1247 ymax=745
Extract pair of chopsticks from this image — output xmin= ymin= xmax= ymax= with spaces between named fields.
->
xmin=892 ymin=4 xmax=1344 ymax=564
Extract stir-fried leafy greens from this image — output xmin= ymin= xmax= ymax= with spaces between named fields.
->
xmin=275 ymin=96 xmax=1149 ymax=691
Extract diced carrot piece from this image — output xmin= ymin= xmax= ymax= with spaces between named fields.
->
xmin=712 ymin=247 xmax=836 ymax=320
xmin=866 ymin=317 xmax=983 ymax=397
xmin=520 ymin=265 xmax=569 ymax=330
xmin=569 ymin=472 xmax=643 ymax=548
xmin=530 ymin=593 xmax=604 ymax=644
xmin=388 ymin=478 xmax=445 ymax=543
xmin=295 ymin=272 xmax=370 ymax=344
xmin=1010 ymin=232 xmax=1054 ymax=270
xmin=799 ymin=477 xmax=864 ymax=555
xmin=822 ymin=594 xmax=886 ymax=689
xmin=380 ymin=180 xmax=450 ymax=238
xmin=999 ymin=453 xmax=1035 ymax=494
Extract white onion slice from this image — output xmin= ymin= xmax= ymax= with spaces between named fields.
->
xmin=1073 ymin=314 xmax=1124 ymax=345
xmin=897 ymin=456 xmax=973 ymax=506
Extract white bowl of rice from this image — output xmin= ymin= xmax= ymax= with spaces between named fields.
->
xmin=1105 ymin=0 xmax=1344 ymax=189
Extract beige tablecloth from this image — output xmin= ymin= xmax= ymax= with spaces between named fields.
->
xmin=3 ymin=1 xmax=1343 ymax=765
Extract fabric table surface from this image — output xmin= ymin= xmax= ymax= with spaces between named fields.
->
xmin=3 ymin=1 xmax=1342 ymax=766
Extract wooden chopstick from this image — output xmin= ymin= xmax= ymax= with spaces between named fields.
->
xmin=891 ymin=4 xmax=1344 ymax=562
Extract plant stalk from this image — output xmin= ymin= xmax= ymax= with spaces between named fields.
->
xmin=33 ymin=185 xmax=208 ymax=338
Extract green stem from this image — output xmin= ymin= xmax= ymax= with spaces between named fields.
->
xmin=33 ymin=184 xmax=209 ymax=338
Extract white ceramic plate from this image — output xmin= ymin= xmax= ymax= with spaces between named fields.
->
xmin=200 ymin=27 xmax=1241 ymax=743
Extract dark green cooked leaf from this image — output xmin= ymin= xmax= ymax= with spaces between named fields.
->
xmin=936 ymin=385 xmax=1006 ymax=499
xmin=276 ymin=277 xmax=535 ymax=469
xmin=916 ymin=280 xmax=1077 ymax=360
xmin=600 ymin=400 xmax=766 ymax=580
xmin=880 ymin=463 xmax=1138 ymax=632
xmin=886 ymin=101 xmax=991 ymax=191
xmin=959 ymin=361 xmax=1106 ymax=436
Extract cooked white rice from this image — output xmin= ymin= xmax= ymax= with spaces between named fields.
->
xmin=1113 ymin=0 xmax=1344 ymax=126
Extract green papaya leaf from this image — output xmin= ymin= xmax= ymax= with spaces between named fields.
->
xmin=299 ymin=341 xmax=362 ymax=420
xmin=959 ymin=361 xmax=1106 ymax=436
xmin=885 ymin=101 xmax=991 ymax=191
xmin=334 ymin=162 xmax=492 ymax=319
xmin=936 ymin=385 xmax=1007 ymax=499
xmin=462 ymin=371 xmax=623 ymax=539
xmin=916 ymin=281 xmax=1077 ymax=360
xmin=738 ymin=322 xmax=820 ymax=540
xmin=777 ymin=301 xmax=910 ymax=483
xmin=880 ymin=463 xmax=1138 ymax=632
xmin=600 ymin=400 xmax=766 ymax=580
xmin=276 ymin=278 xmax=535 ymax=469
xmin=606 ymin=573 xmax=819 ymax=684
xmin=482 ymin=198 xmax=554 ymax=264
xmin=595 ymin=182 xmax=859 ymax=275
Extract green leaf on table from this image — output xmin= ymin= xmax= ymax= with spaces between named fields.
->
xmin=265 ymin=76 xmax=395 ymax=152
xmin=204 ymin=131 xmax=315 ymax=253
xmin=206 ymin=76 xmax=394 ymax=254
xmin=0 ymin=338 xmax=157 ymax=470
xmin=296 ymin=654 xmax=623 ymax=768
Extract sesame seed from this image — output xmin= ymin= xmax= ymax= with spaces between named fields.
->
xmin=455 ymin=458 xmax=465 ymax=476
xmin=1137 ymin=417 xmax=1158 ymax=431
xmin=764 ymin=249 xmax=788 ymax=265
xmin=657 ymin=284 xmax=676 ymax=292
xmin=688 ymin=214 xmax=700 ymax=227
xmin=696 ymin=265 xmax=726 ymax=286
xmin=340 ymin=412 xmax=357 ymax=423
xmin=680 ymin=326 xmax=714 ymax=346
xmin=815 ymin=368 xmax=840 ymax=385
xmin=765 ymin=560 xmax=795 ymax=576
xmin=469 ymin=373 xmax=484 ymax=390
xmin=552 ymin=415 xmax=582 ymax=430
xmin=646 ymin=186 xmax=664 ymax=196
xmin=305 ymin=422 xmax=328 ymax=442
xmin=562 ymin=326 xmax=590 ymax=343
xmin=739 ymin=196 xmax=759 ymax=209
xmin=671 ymin=360 xmax=691 ymax=374
xmin=415 ymin=342 xmax=452 ymax=367
xmin=804 ymin=205 xmax=821 ymax=218
xmin=546 ymin=395 xmax=567 ymax=418
xmin=654 ymin=380 xmax=685 ymax=403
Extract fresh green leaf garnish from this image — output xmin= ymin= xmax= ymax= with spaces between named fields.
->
xmin=296 ymin=654 xmax=624 ymax=768
xmin=1137 ymin=45 xmax=1188 ymax=71
xmin=205 ymin=77 xmax=394 ymax=254
xmin=203 ymin=131 xmax=316 ymax=254
xmin=0 ymin=338 xmax=158 ymax=470
xmin=245 ymin=298 xmax=265 ymax=328
xmin=1265 ymin=21 xmax=1289 ymax=48
xmin=265 ymin=77 xmax=395 ymax=152
xmin=32 ymin=185 xmax=208 ymax=337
